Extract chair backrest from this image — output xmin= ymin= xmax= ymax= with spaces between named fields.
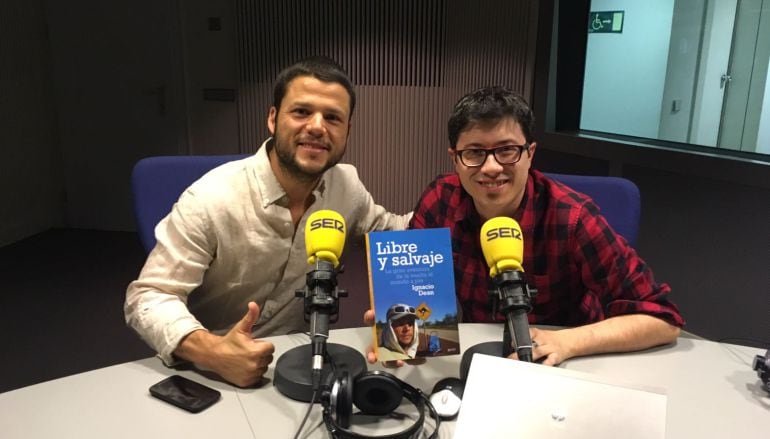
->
xmin=544 ymin=173 xmax=641 ymax=247
xmin=131 ymin=154 xmax=248 ymax=253
xmin=131 ymin=159 xmax=641 ymax=252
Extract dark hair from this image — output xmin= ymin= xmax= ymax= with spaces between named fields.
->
xmin=447 ymin=86 xmax=535 ymax=148
xmin=272 ymin=56 xmax=356 ymax=118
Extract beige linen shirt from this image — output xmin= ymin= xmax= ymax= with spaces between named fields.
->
xmin=125 ymin=141 xmax=410 ymax=364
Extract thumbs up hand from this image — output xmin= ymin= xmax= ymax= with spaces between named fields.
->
xmin=173 ymin=302 xmax=275 ymax=387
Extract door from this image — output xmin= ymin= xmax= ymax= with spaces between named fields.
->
xmin=718 ymin=0 xmax=770 ymax=151
xmin=46 ymin=0 xmax=188 ymax=231
xmin=688 ymin=0 xmax=738 ymax=146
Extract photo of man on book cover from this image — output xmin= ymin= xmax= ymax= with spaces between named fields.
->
xmin=380 ymin=304 xmax=420 ymax=360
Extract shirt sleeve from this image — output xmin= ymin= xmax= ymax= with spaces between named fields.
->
xmin=124 ymin=187 xmax=216 ymax=365
xmin=570 ymin=203 xmax=685 ymax=327
xmin=407 ymin=178 xmax=442 ymax=230
xmin=408 ymin=202 xmax=428 ymax=229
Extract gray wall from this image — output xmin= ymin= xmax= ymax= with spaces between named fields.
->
xmin=536 ymin=148 xmax=769 ymax=346
xmin=628 ymin=166 xmax=769 ymax=344
xmin=658 ymin=0 xmax=705 ymax=143
xmin=581 ymin=0 xmax=674 ymax=138
xmin=181 ymin=0 xmax=240 ymax=155
xmin=0 ymin=0 xmax=64 ymax=247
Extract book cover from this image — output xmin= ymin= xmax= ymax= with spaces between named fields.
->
xmin=365 ymin=228 xmax=461 ymax=361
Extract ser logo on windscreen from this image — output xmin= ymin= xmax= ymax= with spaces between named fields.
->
xmin=309 ymin=218 xmax=345 ymax=233
xmin=485 ymin=227 xmax=522 ymax=241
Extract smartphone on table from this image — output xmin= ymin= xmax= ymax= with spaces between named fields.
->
xmin=149 ymin=375 xmax=221 ymax=413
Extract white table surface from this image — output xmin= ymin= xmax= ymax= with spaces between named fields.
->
xmin=1 ymin=323 xmax=767 ymax=438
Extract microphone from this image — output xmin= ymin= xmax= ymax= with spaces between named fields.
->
xmin=754 ymin=350 xmax=769 ymax=393
xmin=301 ymin=210 xmax=346 ymax=390
xmin=459 ymin=217 xmax=538 ymax=382
xmin=274 ymin=210 xmax=366 ymax=402
xmin=480 ymin=217 xmax=537 ymax=362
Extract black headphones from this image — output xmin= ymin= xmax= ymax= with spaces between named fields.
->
xmin=753 ymin=349 xmax=769 ymax=393
xmin=321 ymin=370 xmax=440 ymax=439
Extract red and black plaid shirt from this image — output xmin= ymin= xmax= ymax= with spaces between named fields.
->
xmin=409 ymin=170 xmax=685 ymax=328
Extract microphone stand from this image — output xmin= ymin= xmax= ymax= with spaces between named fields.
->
xmin=459 ymin=270 xmax=537 ymax=381
xmin=274 ymin=260 xmax=367 ymax=402
xmin=754 ymin=350 xmax=770 ymax=393
xmin=493 ymin=270 xmax=537 ymax=361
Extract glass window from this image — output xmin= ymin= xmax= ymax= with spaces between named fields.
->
xmin=580 ymin=0 xmax=770 ymax=156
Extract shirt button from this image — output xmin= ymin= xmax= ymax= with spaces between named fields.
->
xmin=262 ymin=300 xmax=276 ymax=319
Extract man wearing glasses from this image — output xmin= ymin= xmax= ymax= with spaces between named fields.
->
xmin=398 ymin=86 xmax=685 ymax=367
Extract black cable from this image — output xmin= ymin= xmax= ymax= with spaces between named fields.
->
xmin=291 ymin=331 xmax=336 ymax=439
xmin=289 ymin=331 xmax=347 ymax=438
xmin=293 ymin=387 xmax=318 ymax=439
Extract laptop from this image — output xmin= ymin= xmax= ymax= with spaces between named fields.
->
xmin=454 ymin=354 xmax=667 ymax=439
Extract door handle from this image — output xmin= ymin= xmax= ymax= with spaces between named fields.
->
xmin=720 ymin=74 xmax=732 ymax=89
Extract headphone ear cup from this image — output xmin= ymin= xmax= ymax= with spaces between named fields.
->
xmin=353 ymin=373 xmax=403 ymax=416
xmin=334 ymin=371 xmax=354 ymax=429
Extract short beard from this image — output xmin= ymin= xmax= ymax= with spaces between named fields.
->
xmin=272 ymin=129 xmax=342 ymax=184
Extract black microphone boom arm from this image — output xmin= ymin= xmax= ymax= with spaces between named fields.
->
xmin=489 ymin=270 xmax=537 ymax=362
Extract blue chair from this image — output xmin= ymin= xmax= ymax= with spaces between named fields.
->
xmin=545 ymin=173 xmax=641 ymax=247
xmin=131 ymin=154 xmax=248 ymax=253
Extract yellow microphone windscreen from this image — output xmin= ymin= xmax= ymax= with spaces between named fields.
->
xmin=305 ymin=210 xmax=346 ymax=267
xmin=480 ymin=217 xmax=524 ymax=277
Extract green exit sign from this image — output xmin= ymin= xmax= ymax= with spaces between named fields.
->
xmin=588 ymin=11 xmax=624 ymax=33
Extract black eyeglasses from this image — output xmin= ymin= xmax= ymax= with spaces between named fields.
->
xmin=455 ymin=144 xmax=530 ymax=167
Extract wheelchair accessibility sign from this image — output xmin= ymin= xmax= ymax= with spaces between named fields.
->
xmin=588 ymin=11 xmax=624 ymax=34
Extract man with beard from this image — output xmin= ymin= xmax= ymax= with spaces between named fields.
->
xmin=125 ymin=57 xmax=410 ymax=387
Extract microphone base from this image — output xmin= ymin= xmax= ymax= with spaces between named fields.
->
xmin=459 ymin=341 xmax=505 ymax=382
xmin=274 ymin=343 xmax=367 ymax=402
